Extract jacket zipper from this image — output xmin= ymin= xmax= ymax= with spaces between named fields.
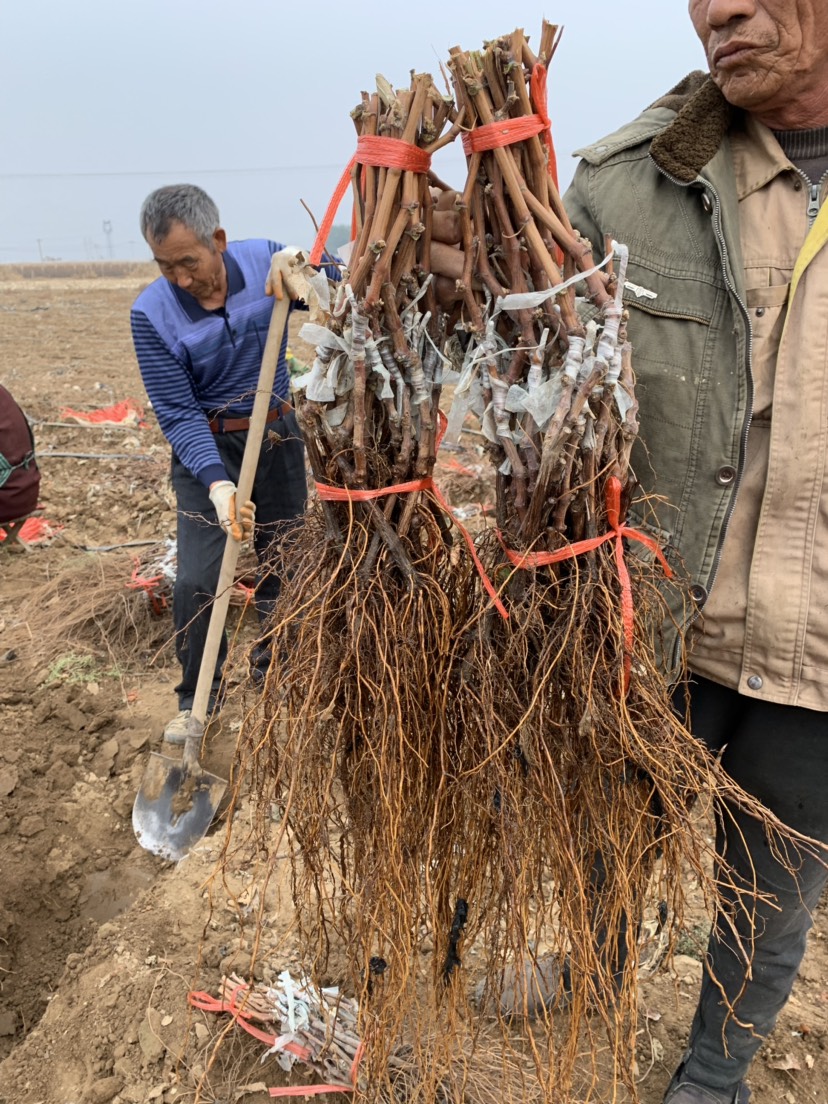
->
xmin=808 ymin=182 xmax=821 ymax=227
xmin=791 ymin=167 xmax=825 ymax=228
xmin=652 ymin=164 xmax=755 ymax=667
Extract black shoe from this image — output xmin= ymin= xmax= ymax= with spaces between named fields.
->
xmin=664 ymin=1063 xmax=750 ymax=1104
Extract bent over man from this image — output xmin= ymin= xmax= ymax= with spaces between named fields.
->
xmin=562 ymin=1 xmax=828 ymax=1100
xmin=131 ymin=184 xmax=307 ymax=742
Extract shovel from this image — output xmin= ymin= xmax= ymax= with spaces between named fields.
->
xmin=133 ymin=294 xmax=292 ymax=861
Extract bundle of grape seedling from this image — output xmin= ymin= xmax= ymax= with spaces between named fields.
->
xmin=438 ymin=23 xmax=811 ymax=1100
xmin=226 ymin=23 xmax=813 ymax=1104
xmin=230 ymin=68 xmax=511 ymax=1102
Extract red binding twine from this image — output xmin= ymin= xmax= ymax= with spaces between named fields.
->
xmin=314 ymin=411 xmax=509 ymax=619
xmin=126 ymin=560 xmax=168 ymax=615
xmin=530 ymin=63 xmax=559 ymax=191
xmin=188 ymin=986 xmax=363 ymax=1098
xmin=461 ymin=63 xmax=559 ymax=191
xmin=309 ymin=135 xmax=433 ymax=266
xmin=499 ymin=477 xmax=672 ymax=691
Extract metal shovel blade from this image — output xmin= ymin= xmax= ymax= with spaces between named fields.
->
xmin=132 ymin=751 xmax=227 ymax=862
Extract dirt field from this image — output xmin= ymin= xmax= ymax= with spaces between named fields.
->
xmin=0 ymin=270 xmax=826 ymax=1104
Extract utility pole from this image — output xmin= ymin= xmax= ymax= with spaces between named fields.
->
xmin=102 ymin=219 xmax=113 ymax=259
xmin=36 ymin=239 xmax=44 ymax=261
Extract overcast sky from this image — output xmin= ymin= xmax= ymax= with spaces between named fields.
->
xmin=0 ymin=1 xmax=706 ymax=264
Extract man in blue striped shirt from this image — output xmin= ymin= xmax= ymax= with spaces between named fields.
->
xmin=131 ymin=184 xmax=307 ymax=743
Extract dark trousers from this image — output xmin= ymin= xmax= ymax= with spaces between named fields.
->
xmin=170 ymin=411 xmax=306 ymax=711
xmin=675 ymin=675 xmax=828 ymax=1091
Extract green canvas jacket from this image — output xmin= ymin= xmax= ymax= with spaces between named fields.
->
xmin=564 ymin=72 xmax=757 ymax=676
xmin=566 ymin=72 xmax=828 ymax=708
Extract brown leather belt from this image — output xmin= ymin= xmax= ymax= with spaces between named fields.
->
xmin=208 ymin=401 xmax=292 ymax=434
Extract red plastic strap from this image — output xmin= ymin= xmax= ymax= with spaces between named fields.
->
xmin=0 ymin=516 xmax=62 ymax=544
xmin=60 ymin=398 xmax=148 ymax=428
xmin=308 ymin=154 xmax=356 ymax=267
xmin=309 ymin=135 xmax=433 ymax=266
xmin=314 ymin=411 xmax=509 ymax=619
xmin=268 ymin=1086 xmax=353 ymax=1098
xmin=126 ymin=561 xmax=168 ymax=614
xmin=316 ymin=477 xmax=427 ymax=502
xmin=188 ymin=987 xmax=309 ymax=1055
xmin=356 ymin=135 xmax=431 ymax=173
xmin=499 ymin=477 xmax=672 ymax=691
xmin=269 ymin=1043 xmax=364 ymax=1098
xmin=461 ymin=115 xmax=547 ymax=156
xmin=460 ymin=65 xmax=559 ymax=192
xmin=529 ymin=64 xmax=559 ymax=191
xmin=127 ymin=565 xmax=162 ymax=591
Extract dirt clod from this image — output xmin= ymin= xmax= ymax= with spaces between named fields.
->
xmin=83 ymin=1076 xmax=124 ymax=1104
xmin=0 ymin=765 xmax=19 ymax=796
xmin=138 ymin=1009 xmax=166 ymax=1064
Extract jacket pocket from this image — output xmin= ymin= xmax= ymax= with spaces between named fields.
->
xmin=621 ymin=261 xmax=717 ymax=326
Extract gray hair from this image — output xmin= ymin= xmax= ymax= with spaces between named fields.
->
xmin=139 ymin=184 xmax=221 ymax=246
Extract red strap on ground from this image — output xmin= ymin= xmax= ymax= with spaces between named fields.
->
xmin=60 ymin=398 xmax=147 ymax=428
xmin=314 ymin=412 xmax=509 ymax=619
xmin=188 ymin=987 xmax=361 ymax=1097
xmin=499 ymin=477 xmax=672 ymax=690
xmin=189 ymin=987 xmax=309 ymax=1054
xmin=268 ymin=1044 xmax=363 ymax=1099
xmin=309 ymin=135 xmax=433 ymax=266
xmin=268 ymin=1084 xmax=354 ymax=1099
xmin=0 ymin=516 xmax=62 ymax=544
xmin=126 ymin=561 xmax=168 ymax=614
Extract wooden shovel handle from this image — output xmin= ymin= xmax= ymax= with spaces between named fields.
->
xmin=190 ymin=295 xmax=292 ymax=728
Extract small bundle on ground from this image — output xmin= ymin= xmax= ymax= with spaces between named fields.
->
xmin=18 ymin=547 xmax=173 ymax=667
xmin=191 ymin=971 xmax=543 ymax=1104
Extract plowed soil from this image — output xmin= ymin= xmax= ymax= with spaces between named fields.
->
xmin=0 ymin=269 xmax=825 ymax=1104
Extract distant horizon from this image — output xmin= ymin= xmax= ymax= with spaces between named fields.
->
xmin=0 ymin=224 xmax=355 ymax=272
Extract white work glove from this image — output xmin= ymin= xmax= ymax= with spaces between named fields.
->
xmin=209 ymin=480 xmax=255 ymax=542
xmin=265 ymin=248 xmax=302 ymax=301
xmin=265 ymin=246 xmax=332 ymax=317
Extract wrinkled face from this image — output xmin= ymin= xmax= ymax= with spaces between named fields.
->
xmin=689 ymin=0 xmax=828 ymax=125
xmin=148 ymin=222 xmax=227 ymax=305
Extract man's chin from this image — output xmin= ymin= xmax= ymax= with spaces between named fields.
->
xmin=713 ymin=69 xmax=785 ymax=113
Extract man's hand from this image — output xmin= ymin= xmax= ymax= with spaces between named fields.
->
xmin=264 ymin=245 xmax=334 ymax=319
xmin=209 ymin=480 xmax=255 ymax=542
xmin=265 ymin=248 xmax=302 ymax=301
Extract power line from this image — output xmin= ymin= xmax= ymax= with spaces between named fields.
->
xmin=0 ymin=156 xmax=467 ymax=182
xmin=0 ymin=164 xmax=350 ymax=181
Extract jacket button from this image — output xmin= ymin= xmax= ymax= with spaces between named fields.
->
xmin=755 ymin=306 xmax=765 ymax=317
xmin=690 ymin=584 xmax=708 ymax=604
xmin=701 ymin=192 xmax=714 ymax=214
xmin=747 ymin=674 xmax=763 ymax=691
xmin=716 ymin=465 xmax=736 ymax=486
